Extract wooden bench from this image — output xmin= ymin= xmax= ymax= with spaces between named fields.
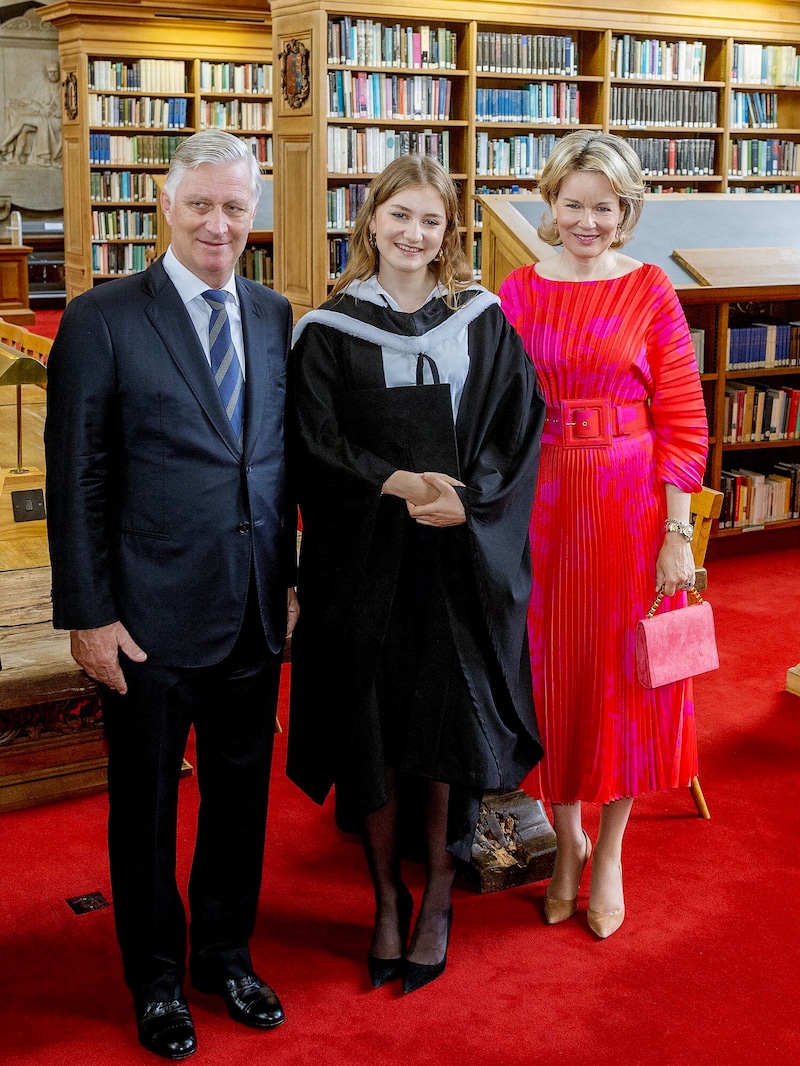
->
xmin=0 ymin=565 xmax=107 ymax=812
xmin=0 ymin=561 xmax=290 ymax=812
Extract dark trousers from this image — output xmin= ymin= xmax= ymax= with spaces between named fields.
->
xmin=102 ymin=598 xmax=282 ymax=1008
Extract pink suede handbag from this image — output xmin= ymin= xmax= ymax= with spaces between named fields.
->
xmin=635 ymin=586 xmax=719 ymax=689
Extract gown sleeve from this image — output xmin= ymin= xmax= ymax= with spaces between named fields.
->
xmin=290 ymin=319 xmax=397 ymax=515
xmin=645 ymin=269 xmax=709 ymax=493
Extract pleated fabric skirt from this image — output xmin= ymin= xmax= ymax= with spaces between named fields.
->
xmin=525 ymin=427 xmax=698 ymax=805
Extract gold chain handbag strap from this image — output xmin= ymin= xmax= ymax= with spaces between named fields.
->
xmin=646 ymin=585 xmax=704 ymax=618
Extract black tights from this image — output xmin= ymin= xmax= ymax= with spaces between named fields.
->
xmin=363 ymin=769 xmax=455 ymax=966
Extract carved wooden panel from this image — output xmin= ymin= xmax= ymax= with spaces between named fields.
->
xmin=276 ymin=136 xmax=315 ymax=315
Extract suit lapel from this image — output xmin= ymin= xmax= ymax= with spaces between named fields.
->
xmin=238 ymin=278 xmax=270 ymax=462
xmin=144 ymin=262 xmax=242 ymax=456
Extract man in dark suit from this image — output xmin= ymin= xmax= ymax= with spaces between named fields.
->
xmin=45 ymin=130 xmax=297 ymax=1060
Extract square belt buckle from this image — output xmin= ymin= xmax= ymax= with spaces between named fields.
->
xmin=561 ymin=399 xmax=613 ymax=447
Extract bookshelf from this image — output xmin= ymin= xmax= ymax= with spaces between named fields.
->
xmin=40 ymin=2 xmax=273 ymax=301
xmin=322 ymin=16 xmax=472 ymax=288
xmin=727 ymin=39 xmax=800 ymax=193
xmin=477 ymin=190 xmax=800 ymax=545
xmin=271 ymin=0 xmax=800 ymax=317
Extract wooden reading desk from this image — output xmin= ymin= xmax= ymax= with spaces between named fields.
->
xmin=0 ymin=563 xmax=107 ymax=813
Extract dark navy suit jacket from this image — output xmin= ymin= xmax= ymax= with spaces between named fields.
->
xmin=45 ymin=257 xmax=294 ymax=665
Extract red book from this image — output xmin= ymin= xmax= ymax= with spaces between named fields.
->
xmin=412 ymin=32 xmax=422 ymax=69
xmin=783 ymin=387 xmax=800 ymax=439
xmin=356 ymin=71 xmax=367 ymax=118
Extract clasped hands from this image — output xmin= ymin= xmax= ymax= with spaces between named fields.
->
xmin=382 ymin=470 xmax=466 ymax=527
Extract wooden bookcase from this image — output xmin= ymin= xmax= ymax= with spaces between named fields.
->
xmin=477 ymin=190 xmax=800 ymax=546
xmin=40 ymin=1 xmax=273 ymax=301
xmin=270 ymin=0 xmax=800 ymax=318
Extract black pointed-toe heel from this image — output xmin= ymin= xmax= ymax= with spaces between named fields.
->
xmin=367 ymin=883 xmax=414 ymax=989
xmin=402 ymin=907 xmax=452 ymax=995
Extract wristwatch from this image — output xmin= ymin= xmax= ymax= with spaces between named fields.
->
xmin=663 ymin=518 xmax=694 ymax=541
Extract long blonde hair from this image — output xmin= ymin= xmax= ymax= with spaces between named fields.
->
xmin=330 ymin=155 xmax=473 ymax=305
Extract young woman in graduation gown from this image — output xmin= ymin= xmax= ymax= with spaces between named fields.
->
xmin=287 ymin=155 xmax=545 ymax=993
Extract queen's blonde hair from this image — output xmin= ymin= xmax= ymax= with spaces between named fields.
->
xmin=537 ymin=131 xmax=645 ymax=248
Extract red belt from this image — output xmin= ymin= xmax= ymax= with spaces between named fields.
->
xmin=543 ymin=399 xmax=650 ymax=447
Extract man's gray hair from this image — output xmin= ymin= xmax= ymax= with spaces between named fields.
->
xmin=163 ymin=129 xmax=262 ymax=205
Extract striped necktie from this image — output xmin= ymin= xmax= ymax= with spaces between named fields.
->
xmin=202 ymin=288 xmax=244 ymax=446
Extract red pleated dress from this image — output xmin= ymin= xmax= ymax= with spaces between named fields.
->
xmin=499 ymin=263 xmax=708 ymax=804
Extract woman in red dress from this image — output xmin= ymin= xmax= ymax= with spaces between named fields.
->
xmin=500 ymin=131 xmax=708 ymax=938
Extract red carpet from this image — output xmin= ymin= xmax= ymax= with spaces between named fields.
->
xmin=1 ymin=548 xmax=799 ymax=1065
xmin=32 ymin=310 xmax=63 ymax=340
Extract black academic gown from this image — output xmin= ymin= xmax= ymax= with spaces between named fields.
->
xmin=287 ymin=285 xmax=545 ymax=859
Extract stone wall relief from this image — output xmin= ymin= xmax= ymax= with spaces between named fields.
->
xmin=0 ymin=6 xmax=62 ymax=213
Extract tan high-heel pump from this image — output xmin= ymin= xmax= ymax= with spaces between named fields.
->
xmin=543 ymin=830 xmax=592 ymax=925
xmin=587 ymin=862 xmax=625 ymax=939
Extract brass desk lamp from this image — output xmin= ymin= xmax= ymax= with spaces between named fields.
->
xmin=0 ymin=340 xmax=48 ymax=474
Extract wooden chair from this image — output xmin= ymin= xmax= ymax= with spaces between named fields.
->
xmin=686 ymin=486 xmax=724 ymax=819
xmin=0 ymin=317 xmax=27 ymax=350
xmin=19 ymin=330 xmax=52 ymax=392
xmin=19 ymin=328 xmax=53 ymax=368
xmin=690 ymin=485 xmax=724 ymax=591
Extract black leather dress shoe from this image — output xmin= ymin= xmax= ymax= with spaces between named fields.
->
xmin=137 ymin=999 xmax=197 ymax=1060
xmin=194 ymin=972 xmax=285 ymax=1030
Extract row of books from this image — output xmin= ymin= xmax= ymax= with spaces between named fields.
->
xmin=198 ymin=62 xmax=272 ymax=96
xmin=240 ymin=135 xmax=273 ymax=167
xmin=89 ymin=134 xmax=188 ymax=166
xmin=327 ymin=18 xmax=458 ymax=70
xmin=88 ymin=59 xmax=186 ymax=94
xmin=728 ymin=183 xmax=800 ymax=193
xmin=198 ymin=101 xmax=272 ymax=132
xmin=475 ymin=32 xmax=577 ymax=76
xmin=719 ymin=463 xmax=800 ymax=528
xmin=327 ymin=128 xmax=450 ymax=176
xmin=630 ymin=137 xmax=716 ymax=176
xmin=327 ymin=71 xmax=453 ymax=121
xmin=475 ymin=132 xmax=561 ymax=178
xmin=728 ymin=138 xmax=800 ymax=177
xmin=89 ymin=170 xmax=159 ymax=203
xmin=730 ymin=91 xmax=779 ymax=129
xmin=90 ymin=209 xmax=157 ymax=240
xmin=327 ymin=237 xmax=350 ymax=279
xmin=473 ymin=184 xmax=536 ymax=224
xmin=327 ymin=183 xmax=369 ymax=230
xmin=608 ymin=87 xmax=718 ymax=128
xmin=472 ymin=234 xmax=482 ymax=279
xmin=730 ymin=43 xmax=800 ymax=87
xmin=87 ymin=95 xmax=189 ymax=130
xmin=689 ymin=328 xmax=706 ymax=372
xmin=91 ymin=242 xmax=155 ymax=276
xmin=609 ymin=36 xmax=707 ymax=82
xmin=723 ymin=382 xmax=800 ymax=443
xmin=726 ymin=323 xmax=799 ymax=369
xmin=475 ymin=85 xmax=581 ymax=125
xmin=237 ymin=246 xmax=274 ymax=287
